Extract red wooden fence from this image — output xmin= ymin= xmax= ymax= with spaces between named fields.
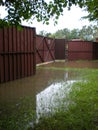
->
xmin=1 ymin=26 xmax=98 ymax=83
xmin=55 ymin=39 xmax=66 ymax=59
xmin=68 ymin=41 xmax=93 ymax=60
xmin=0 ymin=26 xmax=36 ymax=83
xmin=93 ymin=42 xmax=98 ymax=60
xmin=36 ymin=35 xmax=55 ymax=64
xmin=68 ymin=41 xmax=98 ymax=60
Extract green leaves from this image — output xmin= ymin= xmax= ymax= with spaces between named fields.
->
xmin=0 ymin=0 xmax=98 ymax=27
xmin=83 ymin=0 xmax=98 ymax=22
xmin=50 ymin=25 xmax=98 ymax=41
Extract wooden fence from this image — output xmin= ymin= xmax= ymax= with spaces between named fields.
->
xmin=93 ymin=42 xmax=98 ymax=60
xmin=55 ymin=39 xmax=66 ymax=60
xmin=0 ymin=26 xmax=36 ymax=83
xmin=68 ymin=41 xmax=98 ymax=60
xmin=1 ymin=26 xmax=98 ymax=83
xmin=36 ymin=35 xmax=55 ymax=64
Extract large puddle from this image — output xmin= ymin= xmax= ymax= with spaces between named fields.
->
xmin=0 ymin=61 xmax=98 ymax=129
xmin=36 ymin=79 xmax=84 ymax=120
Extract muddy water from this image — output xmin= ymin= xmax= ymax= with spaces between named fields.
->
xmin=0 ymin=61 xmax=98 ymax=129
xmin=41 ymin=60 xmax=98 ymax=68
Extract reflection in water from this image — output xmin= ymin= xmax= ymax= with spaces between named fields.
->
xmin=0 ymin=61 xmax=97 ymax=129
xmin=64 ymin=71 xmax=68 ymax=81
xmin=36 ymin=80 xmax=82 ymax=120
xmin=1 ymin=69 xmax=77 ymax=129
xmin=0 ymin=70 xmax=86 ymax=129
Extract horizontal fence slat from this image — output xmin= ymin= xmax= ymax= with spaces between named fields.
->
xmin=0 ymin=51 xmax=34 ymax=55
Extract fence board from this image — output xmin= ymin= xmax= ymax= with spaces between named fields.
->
xmin=17 ymin=29 xmax=21 ymax=78
xmin=8 ymin=27 xmax=13 ymax=80
xmin=20 ymin=29 xmax=24 ymax=77
xmin=32 ymin=29 xmax=36 ymax=75
xmin=0 ymin=28 xmax=4 ymax=82
xmin=4 ymin=27 xmax=9 ymax=82
xmin=27 ymin=28 xmax=30 ymax=76
xmin=13 ymin=27 xmax=17 ymax=80
xmin=24 ymin=28 xmax=27 ymax=76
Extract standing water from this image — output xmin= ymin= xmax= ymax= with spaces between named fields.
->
xmin=0 ymin=61 xmax=98 ymax=130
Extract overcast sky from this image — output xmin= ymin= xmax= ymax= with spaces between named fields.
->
xmin=0 ymin=5 xmax=95 ymax=34
xmin=22 ymin=5 xmax=94 ymax=34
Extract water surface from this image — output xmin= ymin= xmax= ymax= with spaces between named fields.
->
xmin=0 ymin=61 xmax=98 ymax=129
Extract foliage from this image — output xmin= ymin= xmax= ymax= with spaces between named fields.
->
xmin=83 ymin=0 xmax=98 ymax=22
xmin=0 ymin=0 xmax=78 ymax=27
xmin=38 ymin=30 xmax=51 ymax=37
xmin=50 ymin=28 xmax=80 ymax=40
xmin=0 ymin=0 xmax=98 ymax=27
xmin=43 ymin=25 xmax=98 ymax=41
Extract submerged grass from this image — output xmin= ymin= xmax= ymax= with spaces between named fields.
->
xmin=0 ymin=65 xmax=98 ymax=130
xmin=0 ymin=96 xmax=36 ymax=130
xmin=38 ymin=65 xmax=98 ymax=72
xmin=33 ymin=68 xmax=98 ymax=130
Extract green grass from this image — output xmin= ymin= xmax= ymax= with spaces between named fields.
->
xmin=33 ymin=68 xmax=98 ymax=130
xmin=37 ymin=65 xmax=98 ymax=71
xmin=0 ymin=67 xmax=98 ymax=130
xmin=0 ymin=96 xmax=36 ymax=130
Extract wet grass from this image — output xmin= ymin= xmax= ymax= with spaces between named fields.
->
xmin=0 ymin=96 xmax=36 ymax=130
xmin=33 ymin=68 xmax=98 ymax=130
xmin=38 ymin=65 xmax=98 ymax=70
xmin=0 ymin=65 xmax=98 ymax=130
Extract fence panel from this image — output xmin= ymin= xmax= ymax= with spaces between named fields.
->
xmin=68 ymin=41 xmax=93 ymax=52
xmin=44 ymin=37 xmax=55 ymax=62
xmin=36 ymin=35 xmax=44 ymax=64
xmin=68 ymin=52 xmax=93 ymax=60
xmin=55 ymin=39 xmax=66 ymax=59
xmin=0 ymin=26 xmax=36 ymax=83
xmin=36 ymin=35 xmax=55 ymax=64
xmin=68 ymin=41 xmax=93 ymax=60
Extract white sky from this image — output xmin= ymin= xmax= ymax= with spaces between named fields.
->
xmin=0 ymin=5 xmax=95 ymax=34
xmin=22 ymin=5 xmax=94 ymax=34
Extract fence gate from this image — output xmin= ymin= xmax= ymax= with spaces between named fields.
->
xmin=55 ymin=39 xmax=66 ymax=60
xmin=36 ymin=35 xmax=55 ymax=64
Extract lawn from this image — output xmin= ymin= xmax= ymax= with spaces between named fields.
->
xmin=32 ymin=67 xmax=98 ymax=130
xmin=0 ymin=63 xmax=98 ymax=130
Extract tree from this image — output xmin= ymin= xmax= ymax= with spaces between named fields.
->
xmin=39 ymin=30 xmax=51 ymax=37
xmin=79 ymin=25 xmax=93 ymax=41
xmin=47 ymin=25 xmax=98 ymax=41
xmin=0 ymin=0 xmax=98 ymax=27
xmin=50 ymin=28 xmax=80 ymax=40
xmin=70 ymin=29 xmax=80 ymax=39
xmin=51 ymin=28 xmax=70 ymax=39
xmin=83 ymin=0 xmax=98 ymax=22
xmin=0 ymin=0 xmax=86 ymax=27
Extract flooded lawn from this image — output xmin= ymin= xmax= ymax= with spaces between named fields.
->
xmin=0 ymin=61 xmax=98 ymax=130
